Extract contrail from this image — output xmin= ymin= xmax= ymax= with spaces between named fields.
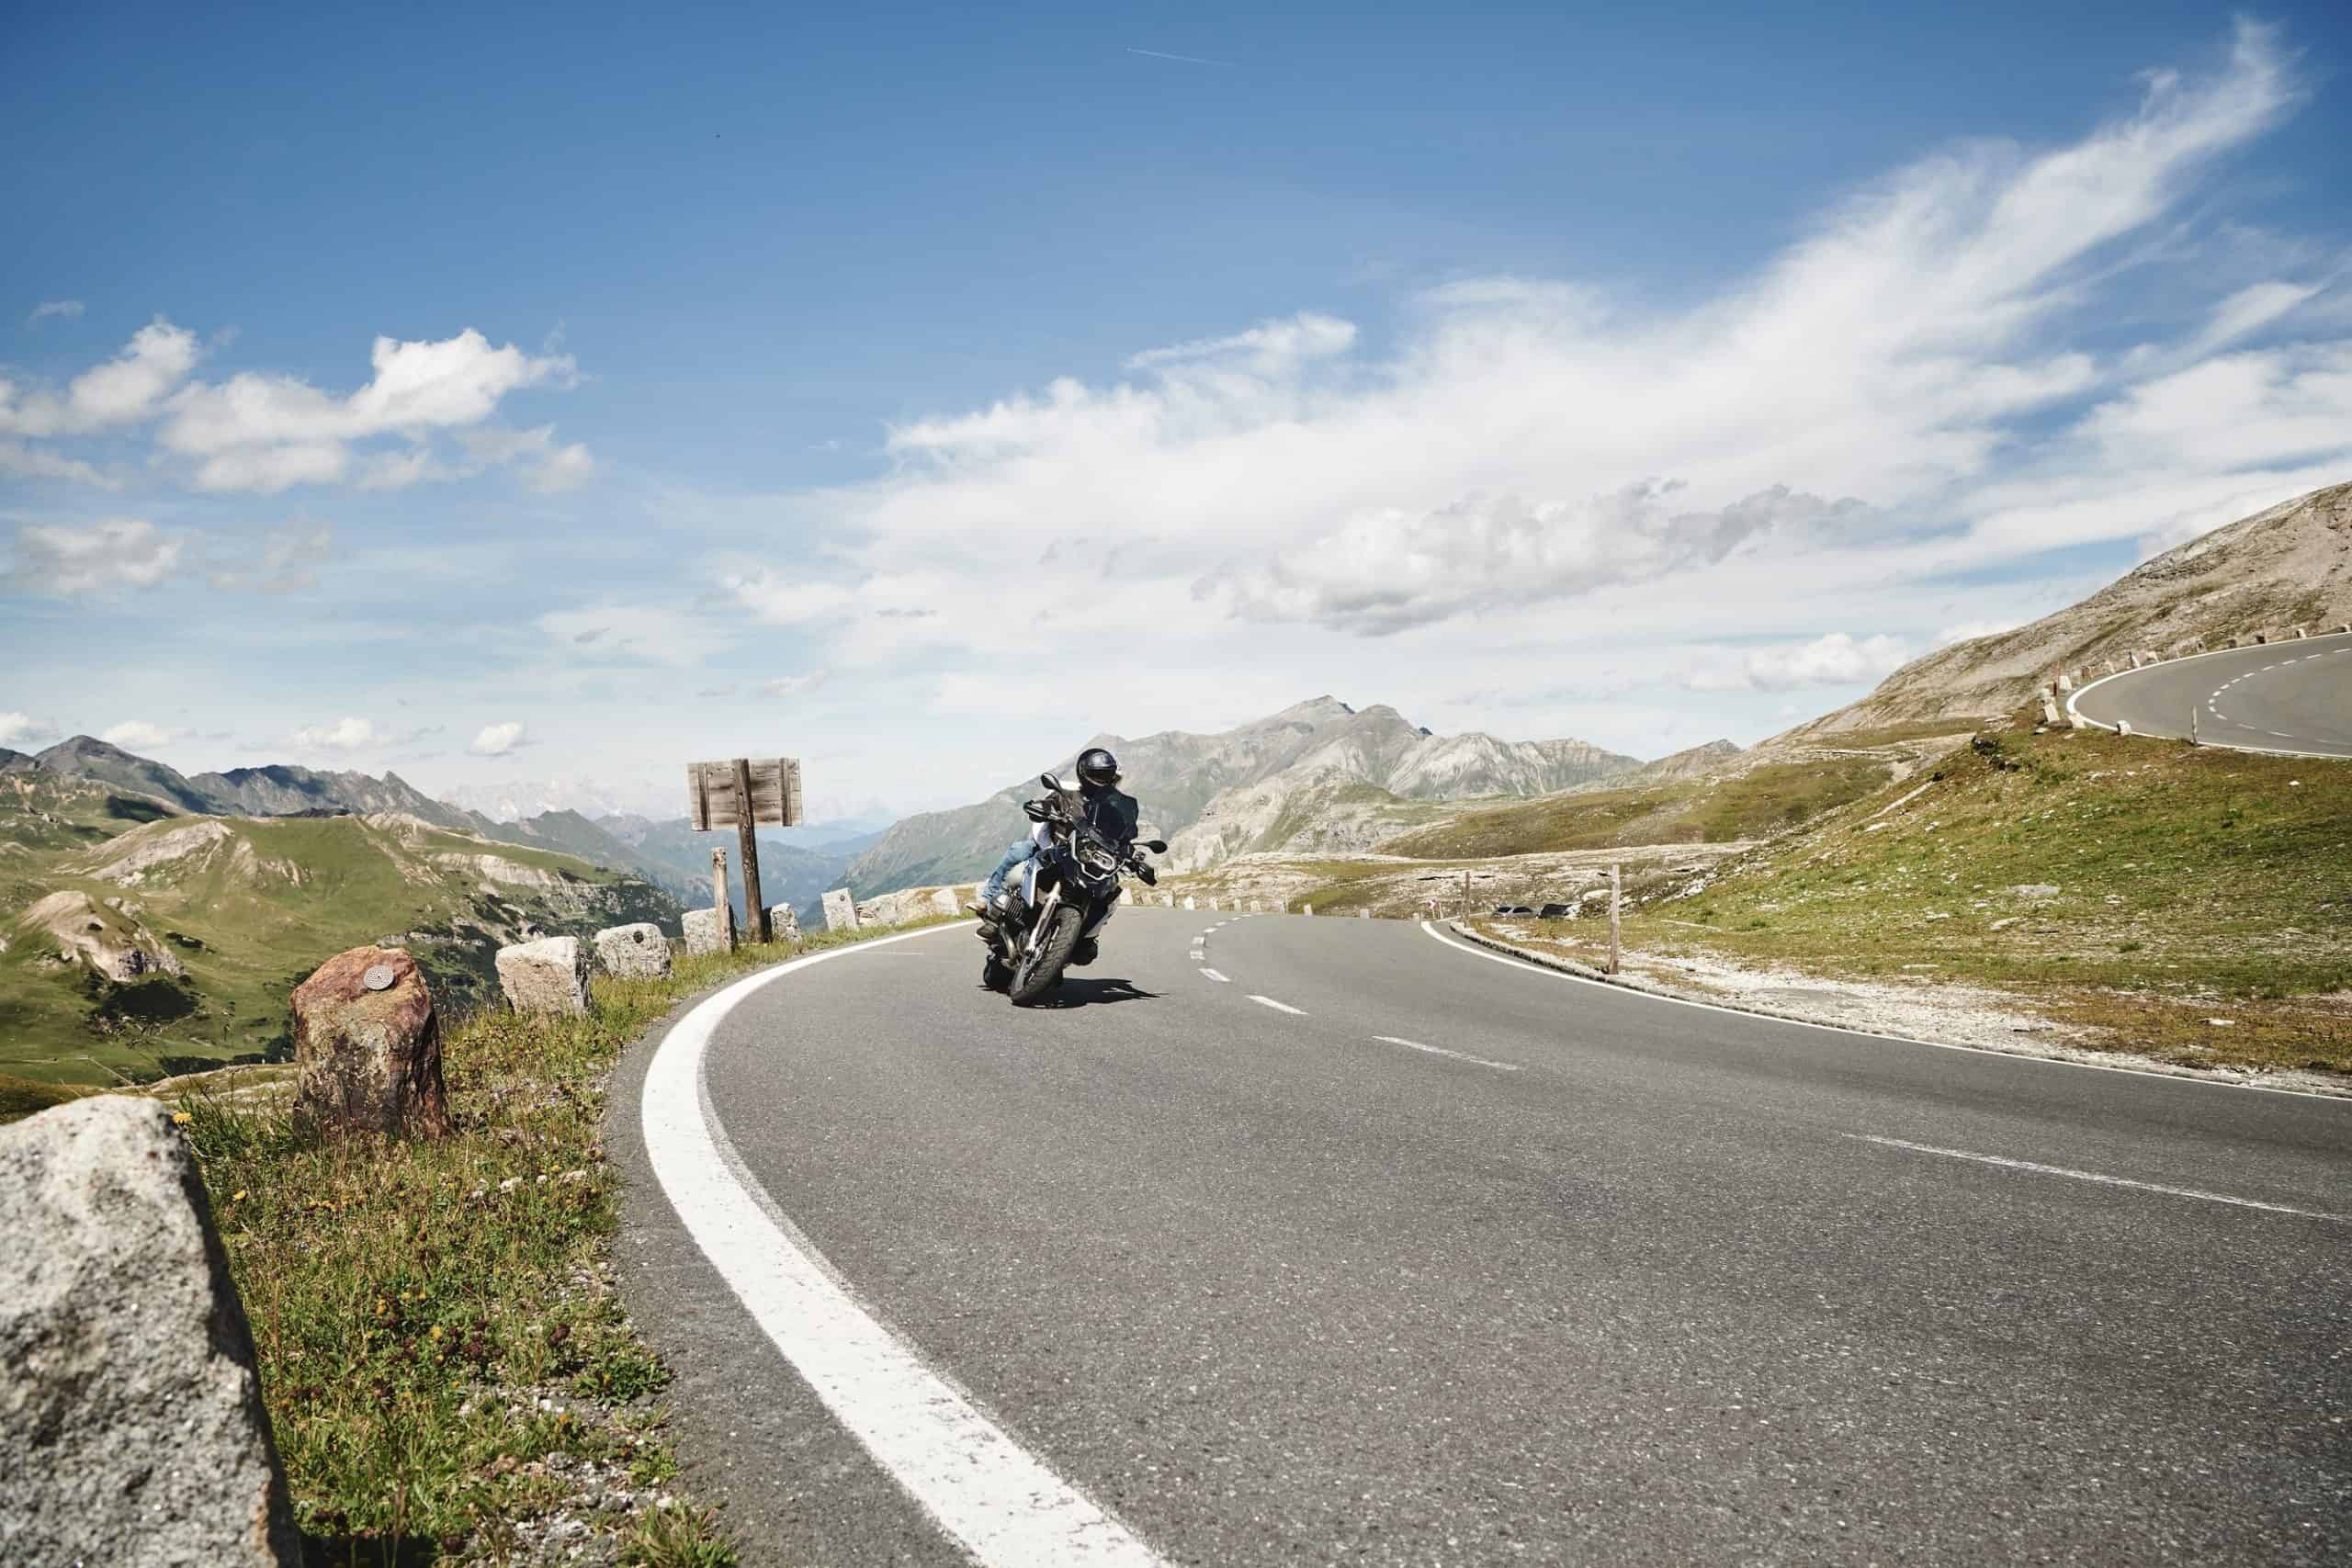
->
xmin=1126 ymin=46 xmax=1236 ymax=68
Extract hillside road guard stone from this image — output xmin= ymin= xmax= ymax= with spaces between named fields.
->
xmin=683 ymin=906 xmax=731 ymax=956
xmin=822 ymin=887 xmax=860 ymax=931
xmin=496 ymin=934 xmax=593 ymax=1016
xmin=290 ymin=944 xmax=450 ymax=1137
xmin=0 ymin=1096 xmax=300 ymax=1566
xmin=595 ymin=921 xmax=673 ymax=980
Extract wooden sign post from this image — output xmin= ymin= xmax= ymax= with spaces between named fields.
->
xmin=687 ymin=757 xmax=804 ymax=944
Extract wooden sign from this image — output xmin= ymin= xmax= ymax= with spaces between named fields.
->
xmin=686 ymin=758 xmax=803 ymax=830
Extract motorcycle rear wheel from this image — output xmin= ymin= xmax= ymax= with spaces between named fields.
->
xmin=1008 ymin=908 xmax=1081 ymax=1006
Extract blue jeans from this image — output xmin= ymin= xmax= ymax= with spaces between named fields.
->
xmin=979 ymin=839 xmax=1036 ymax=903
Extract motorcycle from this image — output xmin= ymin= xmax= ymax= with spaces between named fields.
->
xmin=981 ymin=773 xmax=1165 ymax=1005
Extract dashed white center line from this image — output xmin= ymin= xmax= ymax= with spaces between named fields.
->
xmin=1371 ymin=1035 xmax=1521 ymax=1071
xmin=1248 ymin=995 xmax=1306 ymax=1014
xmin=1846 ymin=1134 xmax=2347 ymax=1221
xmin=1199 ymin=967 xmax=1230 ymax=983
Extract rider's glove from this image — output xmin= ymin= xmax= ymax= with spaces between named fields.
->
xmin=1138 ymin=865 xmax=1159 ymax=886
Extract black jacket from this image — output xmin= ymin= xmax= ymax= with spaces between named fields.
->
xmin=1077 ymin=784 xmax=1140 ymax=847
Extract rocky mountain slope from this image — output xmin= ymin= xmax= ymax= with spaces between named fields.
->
xmin=0 ymin=759 xmax=677 ymax=1090
xmin=1786 ymin=480 xmax=2352 ymax=739
xmin=845 ymin=698 xmax=1641 ymax=891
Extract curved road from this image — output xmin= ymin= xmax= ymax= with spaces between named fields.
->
xmin=2070 ymin=630 xmax=2352 ymax=757
xmin=615 ymin=909 xmax=2351 ymax=1566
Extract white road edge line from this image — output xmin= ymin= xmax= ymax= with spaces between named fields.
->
xmin=640 ymin=925 xmax=1170 ymax=1568
xmin=1845 ymin=1134 xmax=2346 ymax=1222
xmin=1200 ymin=967 xmax=1230 ymax=983
xmin=1414 ymin=921 xmax=2346 ymax=1102
xmin=1249 ymin=994 xmax=1306 ymax=1014
xmin=1372 ymin=1034 xmax=1521 ymax=1071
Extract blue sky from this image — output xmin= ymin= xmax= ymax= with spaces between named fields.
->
xmin=5 ymin=3 xmax=2350 ymax=819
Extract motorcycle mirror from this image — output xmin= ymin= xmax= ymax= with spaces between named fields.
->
xmin=1145 ymin=839 xmax=1168 ymax=853
xmin=1040 ymin=773 xmax=1066 ymax=793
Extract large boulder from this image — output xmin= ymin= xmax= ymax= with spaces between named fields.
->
xmin=495 ymin=934 xmax=592 ymax=1016
xmin=594 ymin=921 xmax=672 ymax=980
xmin=290 ymin=945 xmax=449 ymax=1137
xmin=682 ymin=906 xmax=733 ymax=956
xmin=1 ymin=1096 xmax=300 ymax=1565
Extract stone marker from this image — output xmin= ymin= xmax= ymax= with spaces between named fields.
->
xmin=766 ymin=904 xmax=802 ymax=944
xmin=1360 ymin=909 xmax=1372 ymax=919
xmin=495 ymin=934 xmax=592 ymax=1017
xmin=682 ymin=906 xmax=730 ymax=955
xmin=2291 ymin=625 xmax=2307 ymax=638
xmin=822 ymin=887 xmax=860 ymax=931
xmin=1 ymin=1097 xmax=302 ymax=1566
xmin=290 ymin=945 xmax=449 ymax=1137
xmin=594 ymin=921 xmax=672 ymax=980
xmin=2117 ymin=720 xmax=2132 ymax=736
xmin=1303 ymin=903 xmax=1314 ymax=916
xmin=1183 ymin=895 xmax=1196 ymax=910
xmin=2039 ymin=694 xmax=2062 ymax=727
xmin=2254 ymin=629 xmax=2270 ymax=644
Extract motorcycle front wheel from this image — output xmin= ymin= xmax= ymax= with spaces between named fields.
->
xmin=1008 ymin=907 xmax=1081 ymax=1006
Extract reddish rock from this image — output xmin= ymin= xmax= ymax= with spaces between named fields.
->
xmin=289 ymin=946 xmax=449 ymax=1137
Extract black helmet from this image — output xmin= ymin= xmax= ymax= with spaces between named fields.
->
xmin=1075 ymin=747 xmax=1122 ymax=792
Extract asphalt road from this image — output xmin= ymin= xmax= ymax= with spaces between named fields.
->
xmin=2070 ymin=631 xmax=2352 ymax=756
xmin=614 ymin=908 xmax=2352 ymax=1565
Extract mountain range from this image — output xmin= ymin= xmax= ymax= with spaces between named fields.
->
xmin=843 ymin=698 xmax=1651 ymax=890
xmin=1 ymin=739 xmax=876 ymax=920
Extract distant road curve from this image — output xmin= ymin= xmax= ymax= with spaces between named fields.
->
xmin=2069 ymin=630 xmax=2352 ymax=759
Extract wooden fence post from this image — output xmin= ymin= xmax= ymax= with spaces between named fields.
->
xmin=1608 ymin=863 xmax=1622 ymax=976
xmin=711 ymin=848 xmax=737 ymax=953
xmin=731 ymin=758 xmax=769 ymax=943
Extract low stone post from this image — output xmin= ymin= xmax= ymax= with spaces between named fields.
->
xmin=821 ymin=887 xmax=860 ymax=931
xmin=682 ymin=907 xmax=729 ymax=955
xmin=290 ymin=945 xmax=449 ymax=1136
xmin=1608 ymin=863 xmax=1623 ymax=976
xmin=1302 ymin=903 xmax=1313 ymax=916
xmin=0 ymin=1098 xmax=302 ymax=1565
xmin=1183 ymin=895 xmax=1196 ymax=910
xmin=594 ymin=921 xmax=672 ymax=979
xmin=496 ymin=935 xmax=592 ymax=1017
xmin=710 ymin=849 xmax=737 ymax=953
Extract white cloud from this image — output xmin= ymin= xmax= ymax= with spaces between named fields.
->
xmin=1207 ymin=484 xmax=1861 ymax=636
xmin=0 ymin=317 xmax=199 ymax=437
xmin=538 ymin=604 xmax=726 ymax=668
xmin=26 ymin=299 xmax=85 ymax=326
xmin=209 ymin=522 xmax=337 ymax=594
xmin=763 ymin=21 xmax=2326 ymax=688
xmin=100 ymin=720 xmax=185 ymax=750
xmin=458 ymin=423 xmax=596 ymax=491
xmin=725 ymin=569 xmax=857 ymax=625
xmin=758 ymin=671 xmax=828 ymax=699
xmin=0 ymin=711 xmax=59 ymax=748
xmin=1682 ymin=632 xmax=1913 ymax=693
xmin=288 ymin=716 xmax=380 ymax=751
xmin=1125 ymin=311 xmax=1357 ymax=372
xmin=161 ymin=328 xmax=577 ymax=493
xmin=469 ymin=721 xmax=527 ymax=756
xmin=0 ymin=440 xmax=114 ymax=487
xmin=6 ymin=519 xmax=183 ymax=597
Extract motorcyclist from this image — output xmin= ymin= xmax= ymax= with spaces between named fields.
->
xmin=971 ymin=746 xmax=1139 ymax=921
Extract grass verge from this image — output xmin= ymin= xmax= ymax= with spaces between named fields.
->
xmin=175 ymin=917 xmax=954 ymax=1565
xmin=1482 ymin=725 xmax=2352 ymax=1077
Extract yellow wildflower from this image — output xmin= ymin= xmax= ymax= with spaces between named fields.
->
xmin=171 ymin=1111 xmax=191 ymax=1125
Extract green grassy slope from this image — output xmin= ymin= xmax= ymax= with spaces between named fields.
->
xmin=1507 ymin=723 xmax=2352 ymax=1075
xmin=1 ymin=794 xmax=679 ymax=1089
xmin=1383 ymin=756 xmax=1899 ymax=858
